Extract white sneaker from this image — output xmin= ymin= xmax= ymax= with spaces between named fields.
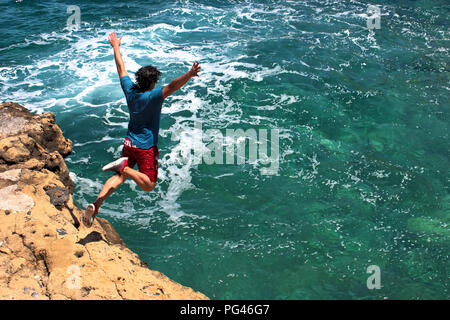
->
xmin=82 ymin=203 xmax=97 ymax=227
xmin=102 ymin=157 xmax=128 ymax=174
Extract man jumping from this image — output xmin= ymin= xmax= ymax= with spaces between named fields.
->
xmin=82 ymin=32 xmax=201 ymax=227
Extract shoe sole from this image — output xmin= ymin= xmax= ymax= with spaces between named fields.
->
xmin=102 ymin=157 xmax=128 ymax=172
xmin=83 ymin=204 xmax=95 ymax=227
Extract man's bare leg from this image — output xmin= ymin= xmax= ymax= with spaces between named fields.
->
xmin=93 ymin=173 xmax=128 ymax=210
xmin=83 ymin=166 xmax=155 ymax=227
xmin=122 ymin=166 xmax=155 ymax=192
xmin=83 ymin=174 xmax=127 ymax=227
xmin=93 ymin=167 xmax=154 ymax=211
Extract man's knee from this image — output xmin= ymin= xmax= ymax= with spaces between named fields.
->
xmin=142 ymin=181 xmax=156 ymax=192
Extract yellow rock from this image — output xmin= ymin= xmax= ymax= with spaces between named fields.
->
xmin=0 ymin=102 xmax=208 ymax=300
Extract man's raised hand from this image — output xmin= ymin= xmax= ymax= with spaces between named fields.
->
xmin=108 ymin=32 xmax=122 ymax=48
xmin=189 ymin=61 xmax=201 ymax=77
xmin=108 ymin=32 xmax=127 ymax=78
xmin=162 ymin=61 xmax=202 ymax=99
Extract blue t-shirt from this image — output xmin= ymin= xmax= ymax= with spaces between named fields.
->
xmin=120 ymin=75 xmax=164 ymax=149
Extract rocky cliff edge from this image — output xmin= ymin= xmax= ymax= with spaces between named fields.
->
xmin=0 ymin=102 xmax=208 ymax=300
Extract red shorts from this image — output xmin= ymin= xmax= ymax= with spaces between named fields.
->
xmin=121 ymin=138 xmax=159 ymax=182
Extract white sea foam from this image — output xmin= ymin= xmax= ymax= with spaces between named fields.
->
xmin=73 ymin=135 xmax=118 ymax=147
xmin=0 ymin=0 xmax=397 ymax=224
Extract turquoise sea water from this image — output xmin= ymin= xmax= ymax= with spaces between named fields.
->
xmin=1 ymin=0 xmax=448 ymax=299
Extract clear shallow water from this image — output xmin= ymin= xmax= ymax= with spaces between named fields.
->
xmin=1 ymin=0 xmax=449 ymax=299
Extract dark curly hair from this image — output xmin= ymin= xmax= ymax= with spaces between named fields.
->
xmin=132 ymin=65 xmax=161 ymax=92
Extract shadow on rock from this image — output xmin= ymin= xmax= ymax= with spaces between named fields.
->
xmin=77 ymin=231 xmax=103 ymax=246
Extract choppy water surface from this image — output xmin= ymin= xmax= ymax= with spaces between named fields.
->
xmin=0 ymin=0 xmax=448 ymax=299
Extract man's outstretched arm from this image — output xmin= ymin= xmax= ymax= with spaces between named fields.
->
xmin=162 ymin=61 xmax=201 ymax=99
xmin=108 ymin=32 xmax=128 ymax=78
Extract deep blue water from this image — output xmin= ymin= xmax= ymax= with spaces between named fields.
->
xmin=0 ymin=0 xmax=449 ymax=299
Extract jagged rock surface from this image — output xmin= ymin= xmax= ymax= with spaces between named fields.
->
xmin=0 ymin=102 xmax=208 ymax=300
